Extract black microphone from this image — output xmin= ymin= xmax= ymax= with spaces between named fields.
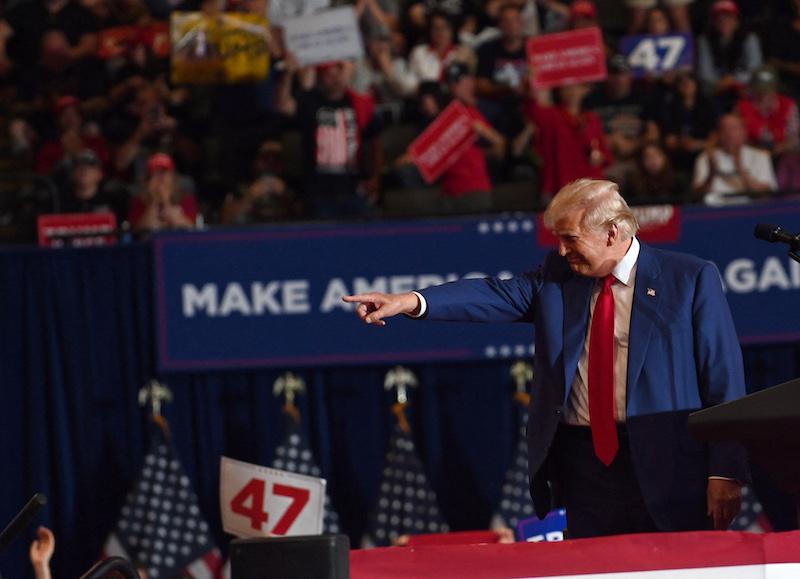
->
xmin=753 ymin=223 xmax=800 ymax=247
xmin=0 ymin=493 xmax=47 ymax=553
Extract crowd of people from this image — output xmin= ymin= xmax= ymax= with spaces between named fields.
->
xmin=1 ymin=0 xmax=799 ymax=239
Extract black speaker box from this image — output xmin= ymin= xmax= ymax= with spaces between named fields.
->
xmin=230 ymin=534 xmax=350 ymax=579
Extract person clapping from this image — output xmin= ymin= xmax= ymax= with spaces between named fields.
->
xmin=128 ymin=153 xmax=198 ymax=233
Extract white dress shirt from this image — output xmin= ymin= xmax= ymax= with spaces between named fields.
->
xmin=563 ymin=237 xmax=640 ymax=426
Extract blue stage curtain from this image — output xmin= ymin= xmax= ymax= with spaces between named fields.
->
xmin=0 ymin=245 xmax=797 ymax=579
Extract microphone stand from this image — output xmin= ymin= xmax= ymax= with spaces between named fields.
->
xmin=78 ymin=557 xmax=139 ymax=579
xmin=0 ymin=494 xmax=47 ymax=553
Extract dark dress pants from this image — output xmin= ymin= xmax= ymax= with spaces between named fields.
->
xmin=551 ymin=424 xmax=660 ymax=539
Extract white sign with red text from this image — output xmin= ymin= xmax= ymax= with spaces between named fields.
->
xmin=220 ymin=456 xmax=325 ymax=538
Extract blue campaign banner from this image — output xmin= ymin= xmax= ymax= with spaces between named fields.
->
xmin=517 ymin=509 xmax=567 ymax=542
xmin=154 ymin=217 xmax=540 ymax=371
xmin=654 ymin=201 xmax=800 ymax=345
xmin=619 ymin=33 xmax=693 ymax=77
xmin=154 ymin=201 xmax=800 ymax=371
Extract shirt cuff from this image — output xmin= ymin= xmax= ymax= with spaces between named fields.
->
xmin=407 ymin=291 xmax=427 ymax=318
xmin=708 ymin=476 xmax=741 ymax=483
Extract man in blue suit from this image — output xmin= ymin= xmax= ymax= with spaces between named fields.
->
xmin=343 ymin=179 xmax=747 ymax=538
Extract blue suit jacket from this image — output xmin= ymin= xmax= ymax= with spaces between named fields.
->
xmin=419 ymin=242 xmax=748 ymax=530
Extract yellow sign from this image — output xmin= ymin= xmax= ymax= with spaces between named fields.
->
xmin=171 ymin=12 xmax=271 ymax=84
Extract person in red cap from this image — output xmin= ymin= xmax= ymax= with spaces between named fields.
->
xmin=569 ymin=0 xmax=599 ymax=29
xmin=127 ymin=152 xmax=198 ymax=233
xmin=697 ymin=0 xmax=763 ymax=109
xmin=568 ymin=1 xmax=613 ymax=55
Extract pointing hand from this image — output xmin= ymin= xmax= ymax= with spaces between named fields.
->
xmin=342 ymin=292 xmax=420 ymax=326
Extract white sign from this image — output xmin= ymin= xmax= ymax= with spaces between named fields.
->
xmin=268 ymin=0 xmax=330 ymax=25
xmin=283 ymin=6 xmax=364 ymax=66
xmin=220 ymin=456 xmax=326 ymax=538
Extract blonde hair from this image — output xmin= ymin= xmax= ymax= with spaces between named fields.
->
xmin=543 ymin=179 xmax=639 ymax=240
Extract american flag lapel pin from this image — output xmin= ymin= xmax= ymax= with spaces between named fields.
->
xmin=647 ymin=288 xmax=656 ymax=297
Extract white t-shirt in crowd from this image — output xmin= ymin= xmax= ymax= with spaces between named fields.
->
xmin=692 ymin=145 xmax=777 ymax=206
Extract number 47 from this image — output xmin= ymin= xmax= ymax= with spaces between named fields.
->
xmin=230 ymin=478 xmax=310 ymax=535
xmin=628 ymin=36 xmax=685 ymax=71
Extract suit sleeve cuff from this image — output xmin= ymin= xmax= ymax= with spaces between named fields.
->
xmin=406 ymin=291 xmax=427 ymax=318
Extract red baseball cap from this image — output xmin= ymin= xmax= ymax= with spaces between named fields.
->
xmin=571 ymin=0 xmax=597 ymax=21
xmin=711 ymin=0 xmax=739 ymax=17
xmin=54 ymin=95 xmax=80 ymax=114
xmin=316 ymin=61 xmax=344 ymax=74
xmin=147 ymin=152 xmax=175 ymax=174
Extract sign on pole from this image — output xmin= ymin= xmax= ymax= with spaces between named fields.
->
xmin=527 ymin=27 xmax=607 ymax=90
xmin=220 ymin=456 xmax=326 ymax=538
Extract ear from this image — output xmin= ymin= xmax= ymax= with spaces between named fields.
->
xmin=606 ymin=223 xmax=619 ymax=246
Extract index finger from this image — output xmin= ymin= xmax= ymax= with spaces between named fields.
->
xmin=342 ymin=293 xmax=382 ymax=303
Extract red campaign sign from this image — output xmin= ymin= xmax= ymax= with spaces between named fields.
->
xmin=98 ymin=23 xmax=170 ymax=59
xmin=408 ymin=100 xmax=477 ymax=184
xmin=537 ymin=204 xmax=681 ymax=247
xmin=37 ymin=213 xmax=117 ymax=248
xmin=527 ymin=27 xmax=608 ymax=90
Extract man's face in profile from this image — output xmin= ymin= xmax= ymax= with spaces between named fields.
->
xmin=554 ymin=210 xmax=616 ymax=278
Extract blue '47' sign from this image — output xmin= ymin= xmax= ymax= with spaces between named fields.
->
xmin=619 ymin=33 xmax=693 ymax=77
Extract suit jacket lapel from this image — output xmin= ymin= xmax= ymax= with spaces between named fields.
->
xmin=627 ymin=243 xmax=661 ymax=393
xmin=562 ymin=273 xmax=593 ymax=402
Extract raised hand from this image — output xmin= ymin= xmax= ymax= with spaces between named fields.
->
xmin=342 ymin=292 xmax=420 ymax=326
xmin=30 ymin=526 xmax=55 ymax=578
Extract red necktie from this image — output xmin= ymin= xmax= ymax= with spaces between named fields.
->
xmin=588 ymin=274 xmax=618 ymax=466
